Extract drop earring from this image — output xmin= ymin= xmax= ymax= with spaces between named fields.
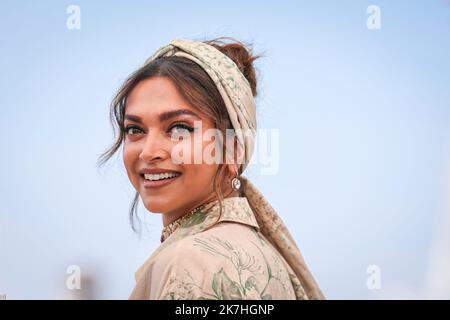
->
xmin=231 ymin=172 xmax=241 ymax=191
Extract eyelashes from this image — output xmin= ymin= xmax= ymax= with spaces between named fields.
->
xmin=169 ymin=123 xmax=195 ymax=134
xmin=123 ymin=123 xmax=195 ymax=136
xmin=124 ymin=125 xmax=143 ymax=135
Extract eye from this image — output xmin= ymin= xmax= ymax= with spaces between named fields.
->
xmin=124 ymin=125 xmax=144 ymax=135
xmin=168 ymin=123 xmax=194 ymax=136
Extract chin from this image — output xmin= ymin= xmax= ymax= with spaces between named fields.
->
xmin=141 ymin=195 xmax=174 ymax=214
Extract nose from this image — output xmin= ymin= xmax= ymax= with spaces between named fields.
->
xmin=139 ymin=131 xmax=169 ymax=163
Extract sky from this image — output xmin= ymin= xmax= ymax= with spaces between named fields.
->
xmin=0 ymin=0 xmax=449 ymax=299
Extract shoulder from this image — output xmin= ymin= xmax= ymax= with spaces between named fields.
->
xmin=150 ymin=223 xmax=264 ymax=299
xmin=161 ymin=221 xmax=262 ymax=265
xmin=155 ymin=222 xmax=247 ymax=273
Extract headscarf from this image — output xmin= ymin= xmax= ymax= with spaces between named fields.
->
xmin=144 ymin=38 xmax=325 ymax=300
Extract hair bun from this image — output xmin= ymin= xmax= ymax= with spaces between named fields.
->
xmin=204 ymin=37 xmax=261 ymax=97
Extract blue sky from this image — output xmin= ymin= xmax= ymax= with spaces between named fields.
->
xmin=1 ymin=0 xmax=449 ymax=299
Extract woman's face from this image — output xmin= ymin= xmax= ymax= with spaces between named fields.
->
xmin=123 ymin=76 xmax=229 ymax=224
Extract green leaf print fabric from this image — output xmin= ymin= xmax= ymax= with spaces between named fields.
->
xmin=129 ymin=194 xmax=323 ymax=300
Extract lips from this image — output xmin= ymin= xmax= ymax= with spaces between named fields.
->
xmin=144 ymin=172 xmax=181 ymax=181
xmin=140 ymin=171 xmax=182 ymax=189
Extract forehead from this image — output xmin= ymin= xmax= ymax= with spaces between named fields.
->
xmin=126 ymin=76 xmax=194 ymax=115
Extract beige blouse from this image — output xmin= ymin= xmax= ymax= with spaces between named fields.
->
xmin=129 ymin=196 xmax=312 ymax=300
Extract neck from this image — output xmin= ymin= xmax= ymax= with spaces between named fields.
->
xmin=162 ymin=189 xmax=240 ymax=227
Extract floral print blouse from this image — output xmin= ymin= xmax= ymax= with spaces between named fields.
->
xmin=129 ymin=196 xmax=310 ymax=300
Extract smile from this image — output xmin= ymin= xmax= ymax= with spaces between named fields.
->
xmin=144 ymin=172 xmax=181 ymax=181
xmin=141 ymin=172 xmax=182 ymax=188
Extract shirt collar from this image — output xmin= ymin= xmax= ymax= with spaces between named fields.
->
xmin=134 ymin=196 xmax=259 ymax=283
xmin=165 ymin=196 xmax=260 ymax=244
xmin=207 ymin=196 xmax=260 ymax=230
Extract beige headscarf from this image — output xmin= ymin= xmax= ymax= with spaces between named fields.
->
xmin=144 ymin=38 xmax=325 ymax=300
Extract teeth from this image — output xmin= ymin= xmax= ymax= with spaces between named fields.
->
xmin=144 ymin=172 xmax=180 ymax=181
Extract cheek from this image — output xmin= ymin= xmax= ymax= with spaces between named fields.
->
xmin=182 ymin=163 xmax=217 ymax=191
xmin=183 ymin=129 xmax=222 ymax=184
xmin=187 ymin=136 xmax=219 ymax=178
xmin=123 ymin=143 xmax=140 ymax=183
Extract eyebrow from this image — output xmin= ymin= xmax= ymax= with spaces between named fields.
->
xmin=124 ymin=109 xmax=201 ymax=123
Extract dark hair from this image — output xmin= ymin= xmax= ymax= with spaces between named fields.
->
xmin=97 ymin=37 xmax=262 ymax=231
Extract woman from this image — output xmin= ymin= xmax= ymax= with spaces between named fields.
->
xmin=99 ymin=37 xmax=325 ymax=300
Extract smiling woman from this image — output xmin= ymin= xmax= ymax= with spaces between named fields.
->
xmin=122 ymin=76 xmax=226 ymax=227
xmin=98 ymin=37 xmax=325 ymax=300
